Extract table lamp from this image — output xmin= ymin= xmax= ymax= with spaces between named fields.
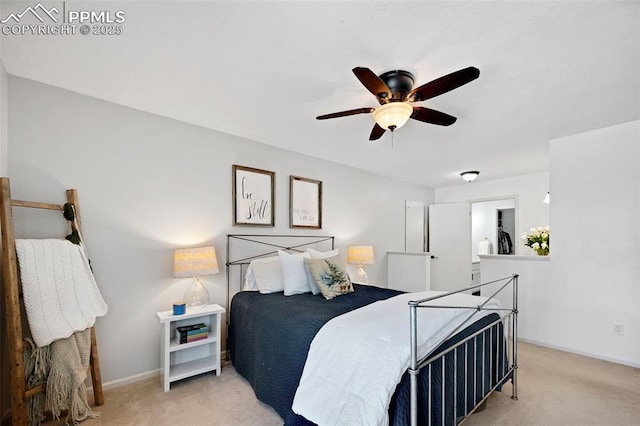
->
xmin=347 ymin=245 xmax=374 ymax=284
xmin=174 ymin=246 xmax=219 ymax=309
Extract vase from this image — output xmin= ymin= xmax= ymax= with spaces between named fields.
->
xmin=534 ymin=248 xmax=549 ymax=256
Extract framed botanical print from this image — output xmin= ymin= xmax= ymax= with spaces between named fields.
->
xmin=232 ymin=165 xmax=275 ymax=226
xmin=289 ymin=175 xmax=322 ymax=229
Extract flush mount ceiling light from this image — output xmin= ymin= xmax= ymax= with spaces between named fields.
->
xmin=460 ymin=171 xmax=480 ymax=182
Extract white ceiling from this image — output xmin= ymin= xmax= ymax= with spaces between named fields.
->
xmin=2 ymin=1 xmax=638 ymax=188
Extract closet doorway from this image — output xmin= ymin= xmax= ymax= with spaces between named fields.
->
xmin=471 ymin=198 xmax=517 ymax=262
xmin=497 ymin=208 xmax=516 ymax=255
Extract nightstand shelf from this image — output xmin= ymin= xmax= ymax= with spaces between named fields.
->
xmin=169 ymin=336 xmax=217 ymax=352
xmin=157 ymin=304 xmax=225 ymax=392
xmin=169 ymin=357 xmax=218 ymax=382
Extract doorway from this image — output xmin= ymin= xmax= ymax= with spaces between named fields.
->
xmin=497 ymin=208 xmax=516 ymax=255
xmin=428 ymin=198 xmax=517 ymax=292
xmin=471 ymin=198 xmax=517 ymax=261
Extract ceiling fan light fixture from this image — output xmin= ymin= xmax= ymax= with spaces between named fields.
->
xmin=460 ymin=171 xmax=480 ymax=182
xmin=372 ymin=102 xmax=413 ymax=131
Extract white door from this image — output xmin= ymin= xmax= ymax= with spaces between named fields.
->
xmin=428 ymin=203 xmax=472 ymax=292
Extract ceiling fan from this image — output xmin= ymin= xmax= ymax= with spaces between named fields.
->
xmin=316 ymin=66 xmax=480 ymax=140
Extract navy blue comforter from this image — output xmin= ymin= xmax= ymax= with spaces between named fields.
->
xmin=229 ymin=285 xmax=505 ymax=425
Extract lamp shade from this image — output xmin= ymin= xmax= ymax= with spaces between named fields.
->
xmin=372 ymin=102 xmax=413 ymax=130
xmin=174 ymin=246 xmax=219 ymax=278
xmin=347 ymin=246 xmax=375 ymax=265
xmin=543 ymin=192 xmax=550 ymax=204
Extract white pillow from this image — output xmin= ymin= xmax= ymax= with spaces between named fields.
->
xmin=243 ymin=263 xmax=259 ymax=291
xmin=251 ymin=257 xmax=285 ymax=294
xmin=307 ymin=248 xmax=340 ymax=259
xmin=243 ymin=256 xmax=280 ymax=291
xmin=278 ymin=250 xmax=312 ymax=296
xmin=304 ymin=263 xmax=321 ymax=296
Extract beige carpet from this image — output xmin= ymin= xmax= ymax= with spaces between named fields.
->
xmin=44 ymin=342 xmax=639 ymax=425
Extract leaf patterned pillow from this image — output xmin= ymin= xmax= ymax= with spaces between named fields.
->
xmin=304 ymin=255 xmax=354 ymax=300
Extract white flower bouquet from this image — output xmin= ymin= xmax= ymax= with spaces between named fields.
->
xmin=521 ymin=226 xmax=550 ymax=256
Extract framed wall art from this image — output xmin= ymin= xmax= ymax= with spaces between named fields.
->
xmin=232 ymin=165 xmax=275 ymax=226
xmin=289 ymin=175 xmax=322 ymax=229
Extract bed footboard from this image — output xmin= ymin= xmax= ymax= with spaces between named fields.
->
xmin=408 ymin=275 xmax=519 ymax=426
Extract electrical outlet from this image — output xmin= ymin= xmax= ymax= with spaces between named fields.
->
xmin=613 ymin=322 xmax=624 ymax=336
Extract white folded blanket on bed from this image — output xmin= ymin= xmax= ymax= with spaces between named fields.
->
xmin=292 ymin=291 xmax=501 ymax=426
xmin=15 ymin=239 xmax=108 ymax=347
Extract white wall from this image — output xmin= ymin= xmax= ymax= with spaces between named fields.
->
xmin=435 ymin=172 xmax=550 ymax=255
xmin=435 ymin=124 xmax=640 ymax=367
xmin=479 ymin=255 xmax=551 ymax=344
xmin=548 ymin=120 xmax=639 ymax=366
xmin=0 ymin=3 xmax=6 ymax=175
xmin=0 ymin=59 xmax=6 ymax=177
xmin=0 ymin=57 xmax=8 ymax=418
xmin=6 ymin=76 xmax=433 ymax=385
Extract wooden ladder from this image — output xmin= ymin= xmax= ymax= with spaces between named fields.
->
xmin=0 ymin=177 xmax=104 ymax=425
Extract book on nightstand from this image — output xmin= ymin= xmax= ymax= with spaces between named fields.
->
xmin=175 ymin=323 xmax=209 ymax=344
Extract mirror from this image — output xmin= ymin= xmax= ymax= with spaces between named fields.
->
xmin=471 ymin=198 xmax=517 ymax=261
xmin=405 ymin=200 xmax=426 ymax=252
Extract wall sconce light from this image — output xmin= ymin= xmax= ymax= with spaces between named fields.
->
xmin=174 ymin=246 xmax=219 ymax=309
xmin=347 ymin=245 xmax=374 ymax=284
xmin=460 ymin=171 xmax=480 ymax=182
xmin=543 ymin=192 xmax=550 ymax=204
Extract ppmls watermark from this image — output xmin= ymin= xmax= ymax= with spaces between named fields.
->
xmin=1 ymin=2 xmax=125 ymax=36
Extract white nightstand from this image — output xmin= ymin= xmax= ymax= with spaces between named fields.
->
xmin=156 ymin=303 xmax=225 ymax=392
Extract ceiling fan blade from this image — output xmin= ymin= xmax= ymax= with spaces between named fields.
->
xmin=407 ymin=66 xmax=480 ymax=102
xmin=353 ymin=67 xmax=391 ymax=103
xmin=411 ymin=106 xmax=457 ymax=126
xmin=316 ymin=107 xmax=375 ymax=120
xmin=369 ymin=123 xmax=386 ymax=140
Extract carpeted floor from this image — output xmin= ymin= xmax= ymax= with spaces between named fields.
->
xmin=462 ymin=342 xmax=639 ymax=425
xmin=45 ymin=341 xmax=639 ymax=425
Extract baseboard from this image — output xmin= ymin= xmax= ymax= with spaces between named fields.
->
xmin=518 ymin=338 xmax=640 ymax=369
xmin=87 ymin=368 xmax=159 ymax=393
xmin=87 ymin=351 xmax=229 ymax=392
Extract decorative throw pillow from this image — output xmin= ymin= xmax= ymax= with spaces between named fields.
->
xmin=304 ymin=255 xmax=353 ymax=300
xmin=305 ymin=249 xmax=340 ymax=295
xmin=278 ymin=250 xmax=313 ymax=296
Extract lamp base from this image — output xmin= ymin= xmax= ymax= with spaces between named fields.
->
xmin=354 ymin=266 xmax=369 ymax=284
xmin=185 ymin=277 xmax=210 ymax=309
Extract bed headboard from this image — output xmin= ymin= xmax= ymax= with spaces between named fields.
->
xmin=225 ymin=233 xmax=334 ymax=311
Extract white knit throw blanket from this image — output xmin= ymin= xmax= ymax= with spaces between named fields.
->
xmin=16 ymin=239 xmax=106 ymax=425
xmin=15 ymin=239 xmax=108 ymax=347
